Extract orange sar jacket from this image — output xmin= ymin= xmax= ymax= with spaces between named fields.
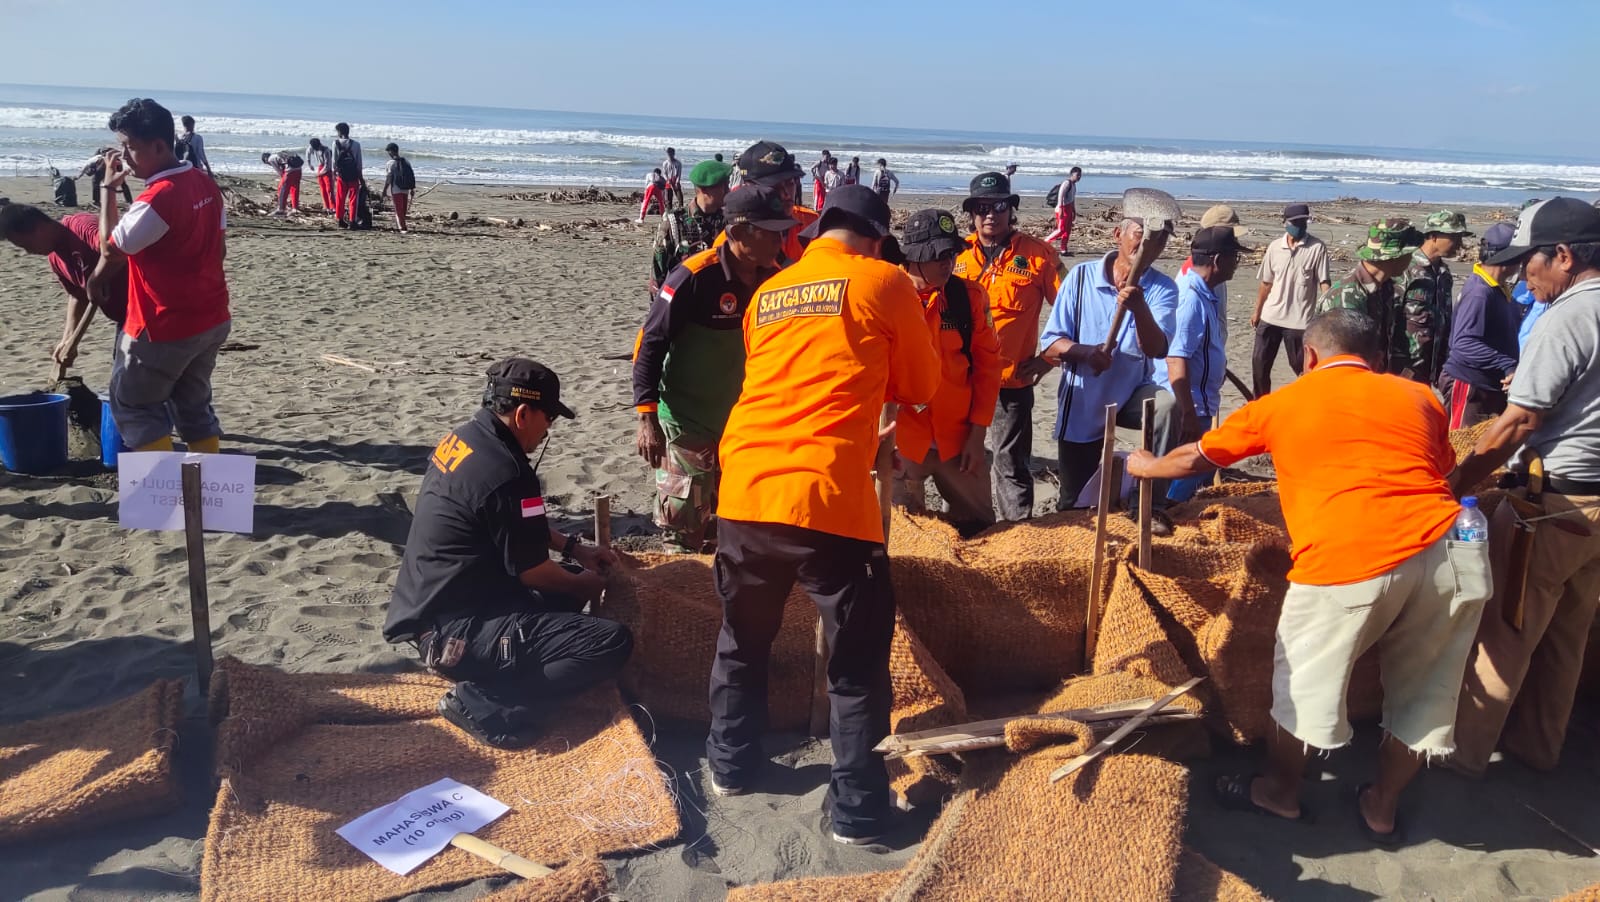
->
xmin=953 ymin=230 xmax=1062 ymax=389
xmin=713 ymin=203 xmax=819 ymax=265
xmin=895 ymin=277 xmax=1003 ymax=463
xmin=717 ymin=237 xmax=941 ymax=544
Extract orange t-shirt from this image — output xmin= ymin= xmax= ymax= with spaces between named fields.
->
xmin=1198 ymin=355 xmax=1460 ymax=586
xmin=895 ymin=277 xmax=1003 ymax=463
xmin=718 ymin=237 xmax=941 ymax=543
xmin=953 ymin=230 xmax=1062 ymax=388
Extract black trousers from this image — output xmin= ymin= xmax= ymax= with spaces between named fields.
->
xmin=1251 ymin=322 xmax=1305 ymax=398
xmin=707 ymin=519 xmax=896 ymax=837
xmin=989 ymin=386 xmax=1036 ymax=521
xmin=423 ymin=594 xmax=633 ymax=722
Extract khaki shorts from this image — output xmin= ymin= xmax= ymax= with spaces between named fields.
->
xmin=1272 ymin=534 xmax=1491 ymax=753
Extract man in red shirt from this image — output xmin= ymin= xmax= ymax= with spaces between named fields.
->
xmin=0 ymin=204 xmax=129 ymax=371
xmin=91 ymin=97 xmax=232 ymax=454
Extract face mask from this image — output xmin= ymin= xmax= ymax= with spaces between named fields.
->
xmin=1285 ymin=222 xmax=1307 ymax=240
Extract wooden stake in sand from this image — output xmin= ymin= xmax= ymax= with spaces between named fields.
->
xmin=1085 ymin=403 xmax=1118 ymax=663
xmin=1137 ymin=396 xmax=1155 ymax=569
xmin=1048 ymin=677 xmax=1204 ymax=783
xmin=180 ymin=462 xmax=215 ymax=696
xmin=593 ymin=494 xmax=612 ymax=548
xmin=1212 ymin=414 xmax=1223 ymax=487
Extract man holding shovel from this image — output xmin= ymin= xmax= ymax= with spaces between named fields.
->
xmin=1449 ymin=197 xmax=1600 ymax=777
xmin=0 ymin=203 xmax=128 ymax=379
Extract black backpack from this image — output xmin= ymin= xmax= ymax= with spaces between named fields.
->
xmin=1045 ymin=184 xmax=1060 ymax=208
xmin=393 ymin=157 xmax=416 ymax=191
xmin=175 ymin=135 xmax=196 ymax=164
xmin=334 ymin=139 xmax=361 ymax=181
xmin=286 ymin=153 xmax=304 ymax=169
xmin=350 ymin=187 xmax=373 ymax=230
xmin=941 ymin=278 xmax=976 ymax=368
xmin=51 ymin=169 xmax=77 ymax=207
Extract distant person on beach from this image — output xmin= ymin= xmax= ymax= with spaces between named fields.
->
xmin=382 ymin=142 xmax=416 ymax=234
xmin=1157 ymin=225 xmax=1248 ymax=503
xmin=1130 ymin=308 xmax=1488 ymax=845
xmin=1004 ymin=162 xmax=1019 ymax=183
xmin=1316 ymin=219 xmax=1423 ymax=373
xmin=93 ymin=97 xmax=231 ymax=454
xmin=175 ymin=116 xmax=214 ymax=179
xmin=260 ymin=151 xmax=303 ymax=216
xmin=332 ymin=122 xmax=364 ymax=228
xmin=1395 ymin=210 xmax=1473 ymax=385
xmin=662 ymin=147 xmax=684 ymax=210
xmin=727 ymin=140 xmax=816 ymax=263
xmin=79 ymin=149 xmax=132 ymax=206
xmin=633 ymin=187 xmax=792 ymax=553
xmin=870 ymin=158 xmax=898 ymax=202
xmin=639 ymin=168 xmax=669 ymax=222
xmin=1450 ymin=197 xmax=1600 ymax=781
xmin=384 ymin=359 xmax=633 ymax=749
xmin=1441 ymin=222 xmax=1520 ymax=428
xmin=650 ymin=159 xmax=732 ymax=291
xmin=954 ymin=171 xmax=1060 ymax=521
xmin=1039 ymin=204 xmax=1179 ymax=527
xmin=1251 ymin=203 xmax=1330 ymax=396
xmin=305 ymin=138 xmax=335 ymax=211
xmin=810 ymin=149 xmax=834 ymax=210
xmin=708 ymin=185 xmax=939 ymax=845
xmin=821 ymin=158 xmax=847 ymax=209
xmin=844 ymin=156 xmax=861 ymax=186
xmin=0 ymin=203 xmax=128 ymax=372
xmin=890 ymin=208 xmax=1002 ymax=534
xmin=1043 ymin=167 xmax=1081 ymax=254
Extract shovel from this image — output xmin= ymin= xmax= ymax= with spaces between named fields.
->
xmin=1100 ymin=187 xmax=1181 ymax=354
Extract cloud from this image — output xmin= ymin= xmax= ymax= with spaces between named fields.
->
xmin=1450 ymin=1 xmax=1518 ymax=33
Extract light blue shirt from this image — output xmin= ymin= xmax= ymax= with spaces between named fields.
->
xmin=1040 ymin=252 xmax=1178 ymax=443
xmin=1515 ymin=280 xmax=1546 ymax=352
xmin=1155 ymin=270 xmax=1227 ymax=418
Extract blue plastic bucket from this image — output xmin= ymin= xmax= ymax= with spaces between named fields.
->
xmin=100 ymin=395 xmax=128 ymax=468
xmin=0 ymin=392 xmax=70 ymax=474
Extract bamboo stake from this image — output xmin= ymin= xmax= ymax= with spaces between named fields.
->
xmin=1049 ymin=677 xmax=1203 ymax=783
xmin=449 ymin=832 xmax=554 ymax=878
xmin=593 ymin=494 xmax=611 ymax=548
xmin=1085 ymin=403 xmax=1118 ymax=663
xmin=1137 ymin=396 xmax=1155 ymax=569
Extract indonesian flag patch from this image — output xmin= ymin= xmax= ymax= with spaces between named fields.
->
xmin=659 ymin=284 xmax=676 ymax=303
xmin=521 ymin=496 xmax=546 ymax=518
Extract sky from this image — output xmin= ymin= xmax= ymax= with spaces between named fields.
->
xmin=3 ymin=0 xmax=1594 ymax=156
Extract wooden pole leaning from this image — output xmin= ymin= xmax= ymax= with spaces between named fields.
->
xmin=1138 ymin=396 xmax=1155 ymax=569
xmin=1085 ymin=403 xmax=1118 ymax=664
xmin=1212 ymin=414 xmax=1223 ymax=487
xmin=180 ymin=461 xmax=215 ymax=696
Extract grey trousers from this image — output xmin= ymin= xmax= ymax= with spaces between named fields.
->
xmin=1056 ymin=383 xmax=1178 ymax=510
xmin=988 ymin=386 xmax=1036 ymax=521
xmin=110 ymin=320 xmax=230 ymax=449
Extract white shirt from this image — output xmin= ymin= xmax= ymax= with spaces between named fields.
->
xmin=1056 ymin=178 xmax=1077 ymax=210
xmin=662 ymin=156 xmax=682 ymax=181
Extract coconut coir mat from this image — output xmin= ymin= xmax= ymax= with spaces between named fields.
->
xmin=1559 ymin=885 xmax=1600 ymax=902
xmin=201 ymin=658 xmax=677 ymax=902
xmin=0 ymin=678 xmax=182 ymax=844
xmin=726 ymin=870 xmax=901 ymax=901
xmin=1175 ymin=849 xmax=1270 ymax=901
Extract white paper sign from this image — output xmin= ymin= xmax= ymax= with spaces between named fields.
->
xmin=117 ymin=451 xmax=257 ymax=533
xmin=1072 ymin=449 xmax=1137 ymax=509
xmin=335 ymin=778 xmax=510 ymax=876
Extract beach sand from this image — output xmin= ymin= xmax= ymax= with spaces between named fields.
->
xmin=2 ymin=173 xmax=1597 ymax=901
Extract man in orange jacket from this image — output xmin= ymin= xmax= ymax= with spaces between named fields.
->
xmin=709 ymin=185 xmax=940 ymax=846
xmin=890 ymin=208 xmax=1002 ymax=535
xmin=954 ymin=172 xmax=1063 ymax=520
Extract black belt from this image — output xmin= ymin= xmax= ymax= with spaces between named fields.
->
xmin=1546 ymin=475 xmax=1600 ymax=496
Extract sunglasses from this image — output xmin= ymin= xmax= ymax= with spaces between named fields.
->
xmin=971 ymin=201 xmax=1010 ymax=216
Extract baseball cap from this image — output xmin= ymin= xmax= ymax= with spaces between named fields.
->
xmin=1191 ymin=225 xmax=1249 ymax=257
xmin=1199 ymin=204 xmax=1247 ymax=238
xmin=798 ymin=184 xmax=891 ymax=241
xmin=735 ymin=141 xmax=803 ymax=187
xmin=1423 ymin=209 xmax=1474 ymax=237
xmin=688 ymin=160 xmax=733 ymax=189
xmin=961 ymin=171 xmax=1020 ymax=212
xmin=1487 ymin=197 xmax=1600 ymax=265
xmin=1480 ymin=221 xmax=1515 ymax=260
xmin=900 ymin=208 xmax=965 ymax=262
xmin=1358 ymin=218 xmax=1425 ymax=263
xmin=723 ymin=185 xmax=799 ymax=232
xmin=484 ymin=358 xmax=575 ymax=419
xmin=1281 ymin=203 xmax=1311 ymax=222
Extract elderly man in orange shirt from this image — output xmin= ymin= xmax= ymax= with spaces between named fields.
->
xmin=709 ymin=185 xmax=940 ymax=846
xmin=1129 ymin=308 xmax=1491 ymax=844
xmin=954 ymin=171 xmax=1063 ymax=520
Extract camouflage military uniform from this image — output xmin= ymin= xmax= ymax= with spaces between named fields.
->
xmin=1314 ymin=218 xmax=1423 ymax=372
xmin=1395 ymin=250 xmax=1454 ymax=384
xmin=650 ymin=203 xmax=726 ymax=292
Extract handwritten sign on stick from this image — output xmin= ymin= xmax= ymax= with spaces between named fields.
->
xmin=117 ymin=451 xmax=256 ymax=533
xmin=336 ymin=778 xmax=510 ymax=875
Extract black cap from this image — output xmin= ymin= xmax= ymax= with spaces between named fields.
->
xmin=900 ymin=208 xmax=965 ymax=262
xmin=735 ymin=140 xmax=803 ymax=187
xmin=1191 ymin=225 xmax=1249 ymax=257
xmin=1487 ymin=197 xmax=1600 ymax=265
xmin=723 ymin=185 xmax=799 ymax=232
xmin=798 ymin=184 xmax=892 ymax=241
xmin=1281 ymin=203 xmax=1311 ymax=222
xmin=484 ymin=358 xmax=575 ymax=419
xmin=961 ymin=171 xmax=1019 ymax=212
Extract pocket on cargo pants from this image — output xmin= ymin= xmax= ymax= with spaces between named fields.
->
xmin=1446 ymin=539 xmax=1493 ymax=614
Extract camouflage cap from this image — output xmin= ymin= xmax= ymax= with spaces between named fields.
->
xmin=1357 ymin=218 xmax=1425 ymax=262
xmin=1422 ymin=209 xmax=1474 ymax=237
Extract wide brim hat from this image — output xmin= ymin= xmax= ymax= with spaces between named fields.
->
xmin=961 ymin=171 xmax=1019 ymax=213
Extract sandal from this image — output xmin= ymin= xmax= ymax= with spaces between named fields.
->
xmin=1354 ymin=783 xmax=1406 ymax=846
xmin=1213 ymin=773 xmax=1313 ymax=822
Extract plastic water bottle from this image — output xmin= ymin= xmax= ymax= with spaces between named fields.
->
xmin=1454 ymin=496 xmax=1490 ymax=543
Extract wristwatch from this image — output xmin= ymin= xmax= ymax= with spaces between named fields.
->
xmin=562 ymin=534 xmax=580 ymax=559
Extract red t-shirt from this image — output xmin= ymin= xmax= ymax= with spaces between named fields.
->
xmin=110 ymin=163 xmax=230 ymax=341
xmin=50 ymin=213 xmax=128 ymax=326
